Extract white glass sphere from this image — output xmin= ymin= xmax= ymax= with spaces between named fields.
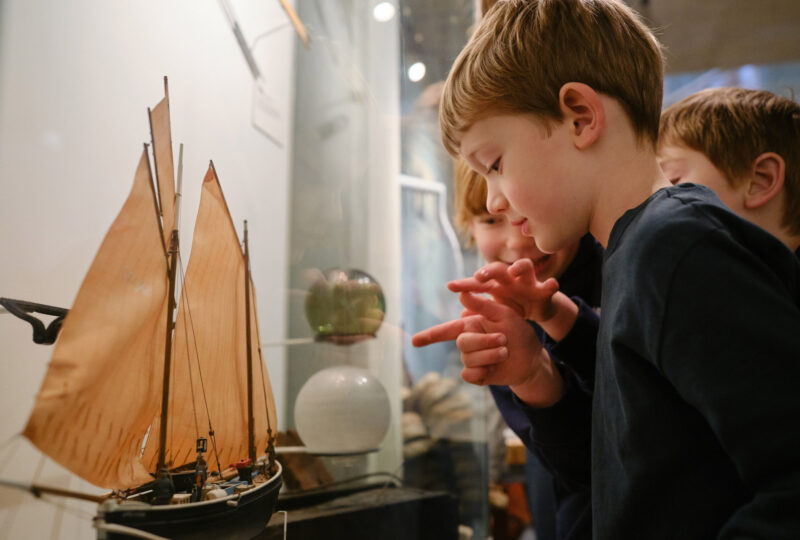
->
xmin=294 ymin=366 xmax=391 ymax=455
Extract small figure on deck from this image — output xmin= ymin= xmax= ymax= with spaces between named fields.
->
xmin=193 ymin=438 xmax=209 ymax=502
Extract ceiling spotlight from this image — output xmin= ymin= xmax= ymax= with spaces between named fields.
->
xmin=407 ymin=62 xmax=426 ymax=82
xmin=373 ymin=2 xmax=396 ymax=22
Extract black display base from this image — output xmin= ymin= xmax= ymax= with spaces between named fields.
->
xmin=257 ymin=485 xmax=459 ymax=540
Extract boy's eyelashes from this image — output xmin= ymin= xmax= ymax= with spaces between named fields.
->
xmin=658 ymin=161 xmax=682 ymax=185
xmin=486 ymin=157 xmax=501 ymax=174
xmin=476 ymin=215 xmax=505 ymax=226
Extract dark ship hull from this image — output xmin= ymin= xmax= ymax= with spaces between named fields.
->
xmin=98 ymin=465 xmax=282 ymax=540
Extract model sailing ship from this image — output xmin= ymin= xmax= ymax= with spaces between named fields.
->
xmin=2 ymin=78 xmax=282 ymax=539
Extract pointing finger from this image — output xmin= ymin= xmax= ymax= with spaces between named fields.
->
xmin=411 ymin=317 xmax=468 ymax=347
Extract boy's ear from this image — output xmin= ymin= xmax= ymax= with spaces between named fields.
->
xmin=558 ymin=82 xmax=605 ymax=149
xmin=743 ymin=152 xmax=785 ymax=209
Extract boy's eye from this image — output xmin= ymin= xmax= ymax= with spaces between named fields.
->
xmin=478 ymin=216 xmax=503 ymax=226
xmin=669 ymin=176 xmax=681 ymax=185
xmin=487 ymin=158 xmax=501 ymax=174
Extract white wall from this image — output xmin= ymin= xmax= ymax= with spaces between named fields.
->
xmin=0 ymin=1 xmax=295 ymax=537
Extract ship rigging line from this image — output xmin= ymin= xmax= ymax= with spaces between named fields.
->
xmin=168 ymin=318 xmax=176 ymax=468
xmin=177 ymin=253 xmax=223 ymax=476
xmin=177 ymin=260 xmax=201 ymax=442
xmin=257 ymin=345 xmax=273 ymax=435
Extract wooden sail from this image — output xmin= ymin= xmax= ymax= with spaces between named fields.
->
xmin=23 ymin=150 xmax=168 ymax=489
xmin=142 ymin=165 xmax=277 ymax=472
xmin=149 ymin=78 xmax=176 ymax=244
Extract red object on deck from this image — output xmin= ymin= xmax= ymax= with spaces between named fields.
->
xmin=232 ymin=458 xmax=252 ymax=469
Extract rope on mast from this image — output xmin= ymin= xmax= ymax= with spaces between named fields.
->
xmin=176 ymin=253 xmax=223 ymax=477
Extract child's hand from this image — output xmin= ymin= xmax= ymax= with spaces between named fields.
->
xmin=412 ymin=292 xmax=563 ymax=407
xmin=448 ymin=259 xmax=560 ymax=322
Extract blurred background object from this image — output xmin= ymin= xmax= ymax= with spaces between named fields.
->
xmin=294 ymin=365 xmax=391 ymax=455
xmin=305 ymin=268 xmax=386 ymax=343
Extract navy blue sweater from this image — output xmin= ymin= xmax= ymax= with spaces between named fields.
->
xmin=495 ymin=184 xmax=800 ymax=539
xmin=594 ymin=184 xmax=800 ymax=539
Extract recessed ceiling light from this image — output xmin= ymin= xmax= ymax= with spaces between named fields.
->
xmin=407 ymin=62 xmax=426 ymax=82
xmin=373 ymin=2 xmax=396 ymax=22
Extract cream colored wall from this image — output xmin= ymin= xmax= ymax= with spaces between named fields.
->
xmin=0 ymin=1 xmax=295 ymax=537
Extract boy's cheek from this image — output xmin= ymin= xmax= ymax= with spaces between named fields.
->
xmin=474 ymin=237 xmax=500 ymax=262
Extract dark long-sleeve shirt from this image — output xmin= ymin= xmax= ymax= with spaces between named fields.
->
xmin=593 ymin=183 xmax=800 ymax=539
xmin=497 ymin=184 xmax=800 ymax=539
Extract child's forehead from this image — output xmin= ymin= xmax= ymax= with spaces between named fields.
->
xmin=460 ymin=112 xmax=553 ymax=157
xmin=461 ymin=113 xmax=517 ymax=139
xmin=459 ymin=118 xmax=498 ymax=152
xmin=657 ymin=137 xmax=697 ymax=159
xmin=656 ymin=141 xmax=680 ymax=158
xmin=657 ymin=141 xmax=697 ymax=161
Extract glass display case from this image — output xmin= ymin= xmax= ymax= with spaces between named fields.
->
xmin=0 ymin=0 xmax=490 ymax=536
xmin=280 ymin=0 xmax=489 ymax=536
xmin=2 ymin=1 xmax=799 ymax=539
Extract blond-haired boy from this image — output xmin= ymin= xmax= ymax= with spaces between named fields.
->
xmin=453 ymin=157 xmax=587 ymax=329
xmin=659 ymin=86 xmax=800 ymax=251
xmin=414 ymin=1 xmax=800 ymax=538
xmin=453 ymin=157 xmax=602 ymax=538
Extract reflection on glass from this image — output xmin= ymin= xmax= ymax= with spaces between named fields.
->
xmin=397 ymin=1 xmax=489 ymax=536
xmin=664 ymin=60 xmax=800 ymax=107
xmin=284 ymin=0 xmax=489 ymax=536
xmin=304 ymin=268 xmax=386 ymax=343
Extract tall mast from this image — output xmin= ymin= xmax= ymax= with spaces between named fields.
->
xmin=244 ymin=221 xmax=256 ymax=465
xmin=157 ymin=229 xmax=180 ymax=476
xmin=175 ymin=143 xmax=184 ymax=230
xmin=149 ymin=81 xmax=180 ymax=476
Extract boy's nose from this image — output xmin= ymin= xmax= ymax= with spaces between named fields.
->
xmin=486 ymin=187 xmax=508 ymax=215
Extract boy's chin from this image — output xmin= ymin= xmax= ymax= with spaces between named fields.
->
xmin=531 ymin=236 xmax=561 ymax=255
xmin=530 ymin=224 xmax=584 ymax=254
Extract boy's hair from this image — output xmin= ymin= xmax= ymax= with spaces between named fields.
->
xmin=660 ymin=87 xmax=800 ymax=235
xmin=453 ymin=157 xmax=488 ymax=241
xmin=440 ymin=0 xmax=664 ymax=157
